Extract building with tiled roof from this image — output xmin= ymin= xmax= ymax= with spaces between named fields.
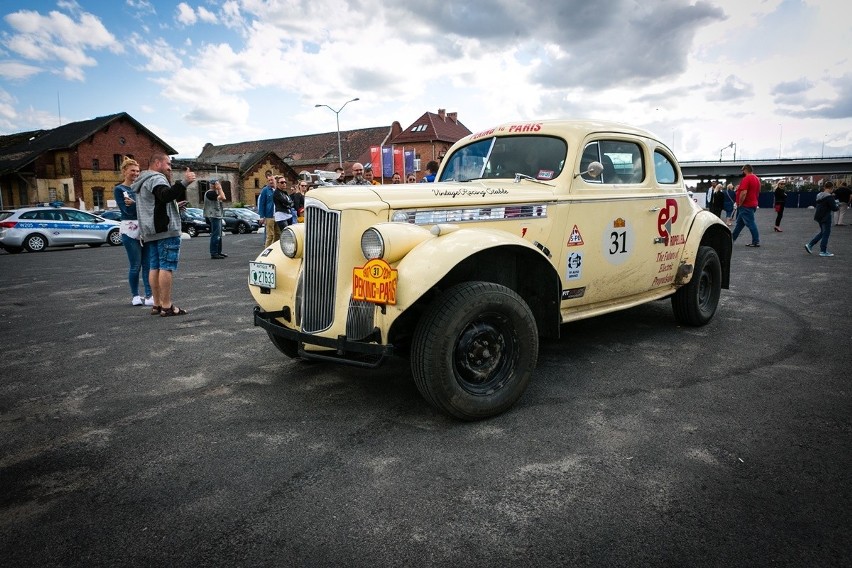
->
xmin=390 ymin=109 xmax=472 ymax=181
xmin=0 ymin=112 xmax=177 ymax=210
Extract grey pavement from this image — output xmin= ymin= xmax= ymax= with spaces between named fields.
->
xmin=0 ymin=208 xmax=850 ymax=567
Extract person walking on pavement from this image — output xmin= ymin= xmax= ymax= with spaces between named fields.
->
xmin=805 ymin=181 xmax=839 ymax=257
xmin=731 ymin=164 xmax=761 ymax=247
xmin=773 ymin=180 xmax=788 ymax=232
xmin=204 ymin=179 xmax=227 ymax=259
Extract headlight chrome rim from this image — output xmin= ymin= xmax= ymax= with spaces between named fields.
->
xmin=361 ymin=228 xmax=385 ymax=260
xmin=280 ymin=228 xmax=298 ymax=258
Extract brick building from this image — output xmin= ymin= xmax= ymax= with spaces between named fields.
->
xmin=0 ymin=112 xmax=177 ymax=210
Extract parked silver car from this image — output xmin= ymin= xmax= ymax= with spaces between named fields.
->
xmin=0 ymin=206 xmax=122 ymax=253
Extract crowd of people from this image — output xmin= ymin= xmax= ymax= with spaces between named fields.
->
xmin=702 ymin=165 xmax=849 ymax=257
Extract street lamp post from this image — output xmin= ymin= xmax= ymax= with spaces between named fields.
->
xmin=315 ymin=98 xmax=360 ymax=168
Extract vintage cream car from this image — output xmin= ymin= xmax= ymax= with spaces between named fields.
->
xmin=249 ymin=119 xmax=732 ymax=420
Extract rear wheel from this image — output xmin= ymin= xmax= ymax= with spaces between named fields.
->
xmin=23 ymin=233 xmax=47 ymax=252
xmin=107 ymin=229 xmax=122 ymax=246
xmin=672 ymin=245 xmax=721 ymax=326
xmin=236 ymin=222 xmax=249 ymax=234
xmin=411 ymin=281 xmax=538 ymax=421
xmin=186 ymin=225 xmax=198 ymax=238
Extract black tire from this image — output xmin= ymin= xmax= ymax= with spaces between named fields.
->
xmin=107 ymin=229 xmax=122 ymax=246
xmin=88 ymin=243 xmax=103 ymax=248
xmin=411 ymin=281 xmax=539 ymax=420
xmin=3 ymin=246 xmax=23 ymax=254
xmin=236 ymin=222 xmax=248 ymax=234
xmin=186 ymin=225 xmax=197 ymax=238
xmin=267 ymin=331 xmax=299 ymax=358
xmin=23 ymin=233 xmax=47 ymax=252
xmin=672 ymin=245 xmax=721 ymax=326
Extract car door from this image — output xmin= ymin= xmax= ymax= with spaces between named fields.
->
xmin=558 ymin=137 xmax=687 ymax=310
xmin=61 ymin=209 xmax=104 ymax=244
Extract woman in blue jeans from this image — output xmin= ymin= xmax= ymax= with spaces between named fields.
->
xmin=805 ymin=181 xmax=838 ymax=257
xmin=114 ymin=157 xmax=153 ymax=305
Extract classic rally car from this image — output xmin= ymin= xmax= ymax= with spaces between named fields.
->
xmin=249 ymin=119 xmax=732 ymax=420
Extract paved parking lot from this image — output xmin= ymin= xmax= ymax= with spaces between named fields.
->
xmin=1 ymin=209 xmax=850 ymax=567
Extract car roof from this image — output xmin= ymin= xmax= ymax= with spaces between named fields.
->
xmin=462 ymin=119 xmax=661 ymax=144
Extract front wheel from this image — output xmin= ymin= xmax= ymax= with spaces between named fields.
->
xmin=672 ymin=245 xmax=721 ymax=326
xmin=186 ymin=225 xmax=197 ymax=238
xmin=236 ymin=222 xmax=249 ymax=234
xmin=411 ymin=281 xmax=539 ymax=421
xmin=267 ymin=331 xmax=299 ymax=358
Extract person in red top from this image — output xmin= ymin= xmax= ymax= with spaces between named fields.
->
xmin=732 ymin=163 xmax=761 ymax=247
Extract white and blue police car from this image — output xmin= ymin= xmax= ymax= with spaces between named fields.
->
xmin=0 ymin=205 xmax=122 ymax=253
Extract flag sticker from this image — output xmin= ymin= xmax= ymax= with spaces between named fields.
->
xmin=567 ymin=225 xmax=584 ymax=246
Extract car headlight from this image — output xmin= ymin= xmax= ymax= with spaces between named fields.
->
xmin=280 ymin=227 xmax=298 ymax=258
xmin=361 ymin=228 xmax=385 ymax=260
xmin=391 ymin=211 xmax=409 ymax=223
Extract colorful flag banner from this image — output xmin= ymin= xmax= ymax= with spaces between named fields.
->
xmin=404 ymin=150 xmax=415 ymax=175
xmin=382 ymin=146 xmax=393 ymax=178
xmin=370 ymin=146 xmax=381 ymax=175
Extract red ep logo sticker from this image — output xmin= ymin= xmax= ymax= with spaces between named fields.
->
xmin=657 ymin=199 xmax=678 ymax=245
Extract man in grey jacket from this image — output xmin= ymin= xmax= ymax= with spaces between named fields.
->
xmin=132 ymin=152 xmax=196 ymax=317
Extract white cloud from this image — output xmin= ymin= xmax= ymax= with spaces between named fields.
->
xmin=175 ymin=3 xmax=197 ymax=26
xmin=0 ymin=60 xmax=42 ymax=80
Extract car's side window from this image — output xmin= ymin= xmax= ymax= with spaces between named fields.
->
xmin=64 ymin=210 xmax=95 ymax=222
xmin=19 ymin=211 xmax=38 ymax=220
xmin=654 ymin=150 xmax=678 ymax=184
xmin=582 ymin=141 xmax=644 ymax=184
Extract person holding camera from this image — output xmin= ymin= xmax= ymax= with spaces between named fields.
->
xmin=205 ymin=179 xmax=227 ymax=259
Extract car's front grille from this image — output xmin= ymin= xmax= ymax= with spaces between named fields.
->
xmin=302 ymin=204 xmax=340 ymax=333
xmin=345 ymin=298 xmax=375 ymax=340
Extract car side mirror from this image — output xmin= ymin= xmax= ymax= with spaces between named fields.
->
xmin=575 ymin=161 xmax=604 ymax=179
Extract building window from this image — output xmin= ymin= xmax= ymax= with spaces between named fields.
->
xmin=113 ymin=154 xmax=128 ymax=171
xmin=93 ymin=187 xmax=105 ymax=209
xmin=92 ymin=159 xmax=100 ymax=173
xmin=254 ymin=178 xmax=260 ymax=188
xmin=60 ymin=157 xmax=67 ymax=174
xmin=63 ymin=183 xmax=70 ymax=202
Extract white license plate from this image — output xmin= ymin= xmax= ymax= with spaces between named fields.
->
xmin=249 ymin=262 xmax=276 ymax=288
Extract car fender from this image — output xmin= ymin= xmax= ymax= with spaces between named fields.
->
xmin=391 ymin=226 xmax=554 ymax=309
xmin=677 ymin=210 xmax=732 ymax=288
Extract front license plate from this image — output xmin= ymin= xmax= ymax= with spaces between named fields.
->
xmin=249 ymin=262 xmax=276 ymax=288
xmin=353 ymin=259 xmax=398 ymax=305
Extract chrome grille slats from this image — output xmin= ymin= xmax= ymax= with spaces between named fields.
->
xmin=302 ymin=205 xmax=340 ymax=333
xmin=345 ymin=298 xmax=375 ymax=340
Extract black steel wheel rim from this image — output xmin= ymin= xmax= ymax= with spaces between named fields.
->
xmin=452 ymin=313 xmax=516 ymax=396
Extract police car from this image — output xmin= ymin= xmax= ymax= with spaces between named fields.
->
xmin=0 ymin=206 xmax=122 ymax=253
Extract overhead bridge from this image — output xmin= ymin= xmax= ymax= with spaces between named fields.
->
xmin=680 ymin=157 xmax=852 ymax=180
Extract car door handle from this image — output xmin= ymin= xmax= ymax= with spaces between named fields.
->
xmin=648 ymin=207 xmax=661 ymax=212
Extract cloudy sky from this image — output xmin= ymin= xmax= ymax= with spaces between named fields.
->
xmin=1 ymin=0 xmax=850 ymax=161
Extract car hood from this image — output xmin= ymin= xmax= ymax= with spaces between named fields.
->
xmin=308 ymin=180 xmax=556 ymax=214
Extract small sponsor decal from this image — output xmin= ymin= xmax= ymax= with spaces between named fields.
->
xmin=561 ymin=287 xmax=586 ymax=300
xmin=566 ymin=251 xmax=583 ymax=280
xmin=567 ymin=224 xmax=584 ymax=246
xmin=603 ymin=218 xmax=632 ymax=265
xmin=536 ymin=169 xmax=555 ymax=180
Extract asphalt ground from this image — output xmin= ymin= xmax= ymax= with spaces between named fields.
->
xmin=1 ymin=208 xmax=850 ymax=567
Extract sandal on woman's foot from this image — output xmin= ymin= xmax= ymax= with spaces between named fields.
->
xmin=150 ymin=305 xmax=161 ymax=315
xmin=160 ymin=305 xmax=187 ymax=317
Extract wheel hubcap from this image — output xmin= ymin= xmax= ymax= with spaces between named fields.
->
xmin=453 ymin=315 xmax=514 ymax=395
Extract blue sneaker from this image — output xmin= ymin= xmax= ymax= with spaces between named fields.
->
xmin=819 ymin=251 xmax=834 ymax=257
xmin=804 ymin=243 xmax=813 ymax=254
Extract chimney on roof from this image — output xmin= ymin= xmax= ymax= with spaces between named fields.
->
xmin=447 ymin=112 xmax=457 ymax=123
xmin=438 ymin=108 xmax=446 ymax=121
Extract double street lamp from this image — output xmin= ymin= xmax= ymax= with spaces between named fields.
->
xmin=315 ymin=97 xmax=360 ymax=168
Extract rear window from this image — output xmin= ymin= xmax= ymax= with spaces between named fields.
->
xmin=0 ymin=211 xmax=16 ymax=221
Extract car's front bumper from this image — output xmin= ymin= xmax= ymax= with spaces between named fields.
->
xmin=253 ymin=306 xmax=393 ymax=368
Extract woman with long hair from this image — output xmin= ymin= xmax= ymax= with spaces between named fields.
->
xmin=114 ymin=156 xmax=153 ymax=306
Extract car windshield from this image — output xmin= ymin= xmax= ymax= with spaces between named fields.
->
xmin=439 ymin=135 xmax=567 ymax=182
xmin=234 ymin=209 xmax=258 ymax=219
xmin=185 ymin=208 xmax=204 ymax=219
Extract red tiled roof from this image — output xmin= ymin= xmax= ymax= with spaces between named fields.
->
xmin=391 ymin=110 xmax=472 ymax=145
